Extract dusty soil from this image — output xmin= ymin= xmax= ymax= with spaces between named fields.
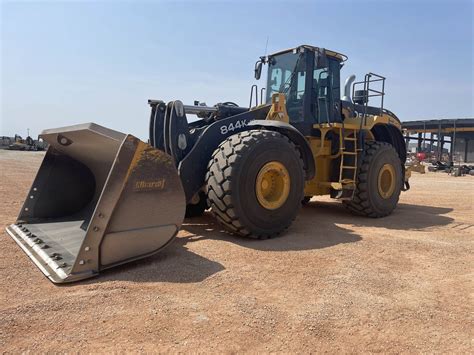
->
xmin=0 ymin=150 xmax=472 ymax=353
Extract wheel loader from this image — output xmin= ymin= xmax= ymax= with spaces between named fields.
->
xmin=6 ymin=45 xmax=409 ymax=283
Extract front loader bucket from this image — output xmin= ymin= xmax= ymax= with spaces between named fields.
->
xmin=6 ymin=123 xmax=185 ymax=283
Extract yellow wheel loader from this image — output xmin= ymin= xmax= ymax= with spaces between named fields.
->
xmin=6 ymin=45 xmax=409 ymax=283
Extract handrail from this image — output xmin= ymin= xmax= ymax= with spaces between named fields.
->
xmin=249 ymin=84 xmax=258 ymax=108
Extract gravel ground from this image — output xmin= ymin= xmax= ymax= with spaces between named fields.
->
xmin=0 ymin=150 xmax=472 ymax=352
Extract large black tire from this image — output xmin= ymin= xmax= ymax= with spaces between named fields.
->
xmin=205 ymin=130 xmax=305 ymax=238
xmin=344 ymin=141 xmax=402 ymax=217
xmin=185 ymin=191 xmax=208 ymax=218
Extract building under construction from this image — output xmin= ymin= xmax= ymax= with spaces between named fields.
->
xmin=403 ymin=118 xmax=474 ymax=163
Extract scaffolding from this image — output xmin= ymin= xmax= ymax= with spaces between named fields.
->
xmin=402 ymin=118 xmax=474 ymax=163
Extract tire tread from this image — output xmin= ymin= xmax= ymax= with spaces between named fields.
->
xmin=344 ymin=141 xmax=401 ymax=218
xmin=205 ymin=130 xmax=303 ymax=239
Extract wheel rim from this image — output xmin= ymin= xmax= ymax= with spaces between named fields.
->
xmin=255 ymin=161 xmax=290 ymax=210
xmin=377 ymin=163 xmax=396 ymax=199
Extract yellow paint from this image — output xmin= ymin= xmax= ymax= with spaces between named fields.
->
xmin=304 ymin=124 xmax=375 ymax=196
xmin=304 ymin=137 xmax=332 ymax=196
xmin=271 ymin=98 xmax=406 ymax=198
xmin=255 ymin=161 xmax=291 ymax=210
xmin=333 ymin=113 xmax=401 ymax=130
xmin=377 ymin=163 xmax=396 ymax=199
xmin=265 ymin=93 xmax=289 ymax=123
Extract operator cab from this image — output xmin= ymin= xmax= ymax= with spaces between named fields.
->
xmin=255 ymin=45 xmax=347 ymax=134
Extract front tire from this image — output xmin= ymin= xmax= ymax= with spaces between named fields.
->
xmin=344 ymin=141 xmax=402 ymax=217
xmin=205 ymin=130 xmax=305 ymax=238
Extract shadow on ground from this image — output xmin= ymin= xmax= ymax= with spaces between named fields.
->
xmin=84 ymin=237 xmax=225 ymax=285
xmin=181 ymin=200 xmax=453 ymax=252
xmin=303 ymin=201 xmax=454 ymax=230
xmin=81 ymin=200 xmax=453 ymax=284
xmin=183 ymin=212 xmax=361 ymax=252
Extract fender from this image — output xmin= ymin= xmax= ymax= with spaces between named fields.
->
xmin=177 ymin=108 xmax=317 ymax=203
xmin=371 ymin=123 xmax=407 ymax=163
xmin=247 ymin=120 xmax=315 ymax=180
xmin=178 ymin=106 xmax=269 ymax=202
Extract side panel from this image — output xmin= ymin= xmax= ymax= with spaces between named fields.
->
xmin=341 ymin=100 xmax=405 ymax=162
xmin=304 ymin=137 xmax=332 ymax=196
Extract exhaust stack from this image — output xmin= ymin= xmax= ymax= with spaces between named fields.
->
xmin=341 ymin=74 xmax=356 ymax=102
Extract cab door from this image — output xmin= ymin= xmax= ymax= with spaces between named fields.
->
xmin=312 ymin=55 xmax=342 ymax=124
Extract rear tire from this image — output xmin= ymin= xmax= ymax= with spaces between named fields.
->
xmin=344 ymin=141 xmax=402 ymax=217
xmin=206 ymin=130 xmax=305 ymax=238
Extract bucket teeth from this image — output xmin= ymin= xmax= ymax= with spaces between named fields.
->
xmin=33 ymin=238 xmax=43 ymax=244
xmin=49 ymin=253 xmax=62 ymax=261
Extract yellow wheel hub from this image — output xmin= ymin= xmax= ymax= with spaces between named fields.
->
xmin=255 ymin=161 xmax=290 ymax=210
xmin=377 ymin=163 xmax=396 ymax=199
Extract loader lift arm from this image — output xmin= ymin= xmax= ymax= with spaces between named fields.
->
xmin=148 ymin=100 xmax=316 ymax=202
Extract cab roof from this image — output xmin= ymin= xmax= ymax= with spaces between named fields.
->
xmin=268 ymin=44 xmax=348 ymax=62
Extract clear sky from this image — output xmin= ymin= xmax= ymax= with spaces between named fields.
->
xmin=1 ymin=0 xmax=473 ymax=139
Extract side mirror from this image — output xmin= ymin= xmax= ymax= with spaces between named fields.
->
xmin=254 ymin=61 xmax=263 ymax=80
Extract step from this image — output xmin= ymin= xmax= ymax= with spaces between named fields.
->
xmin=340 ymin=179 xmax=355 ymax=185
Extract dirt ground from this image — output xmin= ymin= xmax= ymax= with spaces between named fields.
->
xmin=0 ymin=149 xmax=472 ymax=353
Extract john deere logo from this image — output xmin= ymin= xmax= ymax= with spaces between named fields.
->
xmin=133 ymin=179 xmax=166 ymax=191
